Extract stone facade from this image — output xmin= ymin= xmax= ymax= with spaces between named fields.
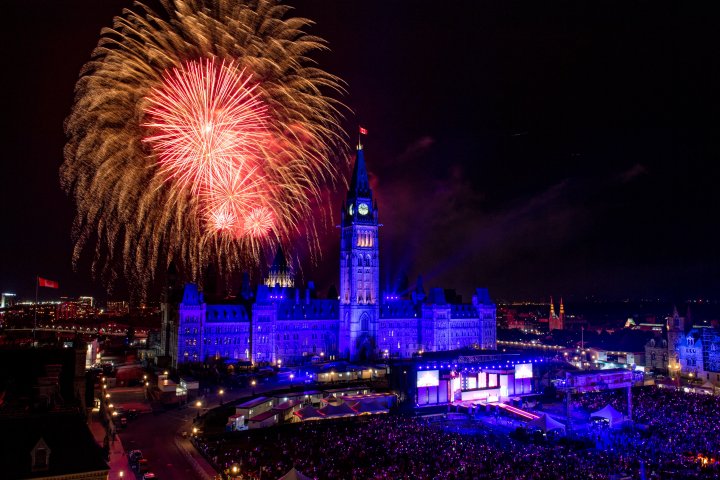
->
xmin=173 ymin=146 xmax=497 ymax=366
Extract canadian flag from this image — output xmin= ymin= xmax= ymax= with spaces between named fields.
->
xmin=38 ymin=277 xmax=59 ymax=289
xmin=359 ymin=126 xmax=368 ymax=135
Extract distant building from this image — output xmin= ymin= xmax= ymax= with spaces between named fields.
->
xmin=105 ymin=300 xmax=129 ymax=316
xmin=644 ymin=306 xmax=720 ymax=388
xmin=1 ymin=292 xmax=16 ymax=308
xmin=548 ymin=297 xmax=565 ymax=331
xmin=170 ymin=146 xmax=497 ymax=367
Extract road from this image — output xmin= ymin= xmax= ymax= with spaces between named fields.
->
xmin=119 ymin=404 xmax=203 ymax=480
xmin=116 ymin=379 xmax=284 ymax=480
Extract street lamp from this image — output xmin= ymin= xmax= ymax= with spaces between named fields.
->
xmin=219 ymin=389 xmax=224 ymax=405
xmin=251 ymin=379 xmax=256 ymax=395
xmin=289 ymin=373 xmax=294 ymax=387
xmin=196 ymin=400 xmax=202 ymax=418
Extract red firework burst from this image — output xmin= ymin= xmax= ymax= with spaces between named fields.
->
xmin=143 ymin=58 xmax=268 ymax=195
xmin=203 ymin=164 xmax=263 ymax=233
xmin=243 ymin=207 xmax=274 ymax=238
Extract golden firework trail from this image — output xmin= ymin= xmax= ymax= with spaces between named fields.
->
xmin=61 ymin=0 xmax=347 ymax=294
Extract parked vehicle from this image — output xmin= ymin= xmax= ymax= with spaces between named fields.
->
xmin=133 ymin=458 xmax=149 ymax=473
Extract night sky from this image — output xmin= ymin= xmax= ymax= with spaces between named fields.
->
xmin=2 ymin=0 xmax=718 ymax=302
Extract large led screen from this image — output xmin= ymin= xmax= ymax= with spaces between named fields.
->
xmin=515 ymin=363 xmax=533 ymax=379
xmin=416 ymin=369 xmax=439 ymax=387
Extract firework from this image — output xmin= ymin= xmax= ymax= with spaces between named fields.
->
xmin=61 ymin=0 xmax=346 ymax=292
xmin=143 ymin=59 xmax=268 ymax=196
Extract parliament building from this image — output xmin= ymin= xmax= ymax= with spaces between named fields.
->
xmin=164 ymin=146 xmax=497 ymax=367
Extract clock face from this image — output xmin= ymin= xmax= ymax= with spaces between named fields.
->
xmin=358 ymin=203 xmax=369 ymax=215
xmin=348 ymin=203 xmax=354 ymax=216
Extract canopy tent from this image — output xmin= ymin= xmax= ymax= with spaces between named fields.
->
xmin=317 ymin=402 xmax=356 ymax=417
xmin=294 ymin=405 xmax=325 ymax=421
xmin=350 ymin=400 xmax=389 ymax=415
xmin=528 ymin=414 xmax=565 ymax=433
xmin=321 ymin=395 xmax=341 ymax=405
xmin=590 ymin=404 xmax=624 ymax=426
xmin=279 ymin=467 xmax=313 ymax=480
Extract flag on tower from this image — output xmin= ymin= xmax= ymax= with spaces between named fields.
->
xmin=359 ymin=126 xmax=368 ymax=135
xmin=38 ymin=277 xmax=59 ymax=289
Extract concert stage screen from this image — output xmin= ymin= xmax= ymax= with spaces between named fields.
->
xmin=515 ymin=363 xmax=533 ymax=379
xmin=417 ymin=369 xmax=439 ymax=387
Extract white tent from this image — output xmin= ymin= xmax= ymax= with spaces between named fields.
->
xmin=590 ymin=404 xmax=624 ymax=426
xmin=528 ymin=414 xmax=565 ymax=433
xmin=279 ymin=467 xmax=313 ymax=480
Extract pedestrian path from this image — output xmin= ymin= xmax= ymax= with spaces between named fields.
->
xmin=88 ymin=410 xmax=129 ymax=478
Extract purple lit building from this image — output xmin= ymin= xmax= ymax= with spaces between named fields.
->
xmin=172 ymin=146 xmax=496 ymax=367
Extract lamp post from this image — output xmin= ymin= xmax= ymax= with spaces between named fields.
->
xmin=196 ymin=400 xmax=202 ymax=419
xmin=219 ymin=389 xmax=224 ymax=405
xmin=251 ymin=379 xmax=256 ymax=396
xmin=289 ymin=373 xmax=294 ymax=387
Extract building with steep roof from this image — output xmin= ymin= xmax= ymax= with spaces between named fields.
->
xmin=264 ymin=246 xmax=295 ymax=288
xmin=643 ymin=308 xmax=720 ymax=389
xmin=171 ymin=145 xmax=496 ymax=367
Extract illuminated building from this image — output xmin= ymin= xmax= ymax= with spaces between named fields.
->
xmin=264 ymin=247 xmax=295 ymax=288
xmin=548 ymin=296 xmax=564 ymax=331
xmin=1 ymin=292 xmax=16 ymax=308
xmin=173 ymin=146 xmax=497 ymax=366
xmin=644 ymin=307 xmax=720 ymax=388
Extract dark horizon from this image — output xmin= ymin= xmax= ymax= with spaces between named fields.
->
xmin=2 ymin=1 xmax=718 ymax=303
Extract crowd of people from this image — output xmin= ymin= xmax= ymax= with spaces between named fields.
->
xmin=575 ymin=386 xmax=720 ymax=461
xmin=194 ymin=386 xmax=719 ymax=480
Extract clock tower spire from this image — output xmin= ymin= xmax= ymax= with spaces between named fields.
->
xmin=339 ymin=144 xmax=380 ymax=361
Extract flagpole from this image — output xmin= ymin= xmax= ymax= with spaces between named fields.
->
xmin=34 ymin=275 xmax=38 ymax=345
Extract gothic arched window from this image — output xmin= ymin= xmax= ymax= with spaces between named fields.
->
xmin=361 ymin=313 xmax=369 ymax=331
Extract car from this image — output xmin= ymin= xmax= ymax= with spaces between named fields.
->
xmin=120 ymin=417 xmax=128 ymax=427
xmin=134 ymin=458 xmax=149 ymax=473
xmin=143 ymin=473 xmax=156 ymax=480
